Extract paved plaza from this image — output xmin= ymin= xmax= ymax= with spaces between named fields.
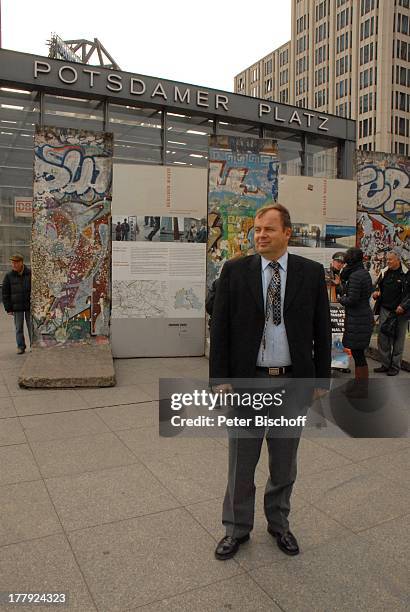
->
xmin=0 ymin=308 xmax=409 ymax=612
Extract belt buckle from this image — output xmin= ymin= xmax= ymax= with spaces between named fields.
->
xmin=268 ymin=367 xmax=280 ymax=376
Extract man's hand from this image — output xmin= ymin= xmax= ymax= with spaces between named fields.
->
xmin=372 ymin=291 xmax=380 ymax=300
xmin=7 ymin=311 xmax=13 ymax=316
xmin=396 ymin=305 xmax=405 ymax=315
xmin=313 ymin=388 xmax=328 ymax=401
xmin=212 ymin=383 xmax=233 ymax=394
xmin=332 ymin=276 xmax=340 ymax=286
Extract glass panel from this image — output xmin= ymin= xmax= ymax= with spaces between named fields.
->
xmin=44 ymin=94 xmax=104 ymax=131
xmin=109 ymin=103 xmax=162 ymax=165
xmin=0 ymin=88 xmax=39 ymax=282
xmin=264 ymin=129 xmax=303 ymax=176
xmin=166 ymin=113 xmax=213 ymax=167
xmin=305 ymin=135 xmax=339 ymax=178
xmin=216 ymin=120 xmax=260 ymax=139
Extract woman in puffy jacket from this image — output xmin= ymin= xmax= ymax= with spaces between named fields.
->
xmin=338 ymin=247 xmax=373 ymax=386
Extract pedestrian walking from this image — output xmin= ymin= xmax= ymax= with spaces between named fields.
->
xmin=2 ymin=253 xmax=32 ymax=354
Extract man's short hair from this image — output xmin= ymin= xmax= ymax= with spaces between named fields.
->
xmin=255 ymin=203 xmax=292 ymax=230
xmin=386 ymin=249 xmax=400 ymax=260
xmin=10 ymin=253 xmax=24 ymax=262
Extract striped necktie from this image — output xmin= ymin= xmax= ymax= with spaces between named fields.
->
xmin=266 ymin=261 xmax=281 ymax=325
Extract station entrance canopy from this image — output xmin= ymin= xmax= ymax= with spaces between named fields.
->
xmin=0 ymin=49 xmax=355 ymax=142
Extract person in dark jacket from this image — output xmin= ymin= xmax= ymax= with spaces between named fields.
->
xmin=372 ymin=250 xmax=410 ymax=375
xmin=338 ymin=247 xmax=373 ymax=389
xmin=2 ymin=253 xmax=32 ymax=354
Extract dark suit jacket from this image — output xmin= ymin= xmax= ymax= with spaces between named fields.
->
xmin=209 ymin=253 xmax=331 ymax=380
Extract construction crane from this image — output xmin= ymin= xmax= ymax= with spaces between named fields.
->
xmin=48 ymin=34 xmax=121 ymax=70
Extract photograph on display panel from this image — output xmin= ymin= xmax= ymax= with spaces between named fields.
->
xmin=112 ymin=214 xmax=208 ymax=243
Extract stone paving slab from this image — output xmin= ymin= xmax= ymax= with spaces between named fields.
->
xmin=12 ymin=390 xmax=90 ymax=416
xmin=67 ymin=508 xmax=242 ymax=612
xmin=0 ymin=444 xmax=41 ymax=486
xmin=356 ymin=446 xmax=410 ymax=490
xmin=30 ymin=432 xmax=140 ymax=479
xmin=0 ymin=417 xmax=26 ymax=446
xmin=20 ymin=410 xmax=110 ymax=443
xmin=116 ymin=425 xmax=224 ymax=461
xmin=142 ymin=447 xmax=268 ymax=506
xmin=294 ymin=461 xmax=410 ymax=532
xmin=0 ymin=534 xmax=97 ymax=611
xmin=0 ymin=397 xmax=16 ymax=419
xmin=75 ymin=384 xmax=152 ymax=408
xmin=250 ymin=534 xmax=409 ymax=612
xmin=45 ymin=463 xmax=180 ymax=532
xmin=18 ymin=344 xmax=116 ymax=388
xmin=359 ymin=514 xmax=410 ymax=570
xmin=133 ymin=574 xmax=281 ymax=612
xmin=95 ymin=401 xmax=157 ymax=431
xmin=307 ymin=435 xmax=410 ymax=462
xmin=0 ymin=480 xmax=62 ymax=547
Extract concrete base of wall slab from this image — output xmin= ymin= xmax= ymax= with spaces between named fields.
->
xmin=18 ymin=344 xmax=116 ymax=388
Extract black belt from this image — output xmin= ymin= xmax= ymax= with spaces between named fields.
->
xmin=256 ymin=366 xmax=292 ymax=376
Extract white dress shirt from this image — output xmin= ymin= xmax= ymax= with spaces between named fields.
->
xmin=256 ymin=252 xmax=292 ymax=367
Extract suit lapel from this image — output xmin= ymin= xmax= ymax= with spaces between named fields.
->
xmin=284 ymin=254 xmax=303 ymax=312
xmin=246 ymin=254 xmax=264 ymax=313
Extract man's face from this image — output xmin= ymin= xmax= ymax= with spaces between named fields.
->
xmin=254 ymin=210 xmax=291 ymax=259
xmin=386 ymin=253 xmax=400 ymax=270
xmin=11 ymin=260 xmax=23 ymax=273
xmin=332 ymin=259 xmax=344 ymax=271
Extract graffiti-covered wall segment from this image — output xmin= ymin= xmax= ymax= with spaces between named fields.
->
xmin=32 ymin=126 xmax=113 ymax=346
xmin=207 ymin=136 xmax=279 ymax=287
xmin=356 ymin=151 xmax=409 ymax=279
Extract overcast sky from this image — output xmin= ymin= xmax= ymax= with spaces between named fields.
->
xmin=1 ymin=0 xmax=291 ymax=91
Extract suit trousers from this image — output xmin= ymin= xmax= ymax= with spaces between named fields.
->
xmin=222 ymin=372 xmax=301 ymax=538
xmin=378 ymin=307 xmax=408 ymax=371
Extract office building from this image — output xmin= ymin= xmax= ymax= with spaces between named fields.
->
xmin=235 ymin=0 xmax=410 ymax=154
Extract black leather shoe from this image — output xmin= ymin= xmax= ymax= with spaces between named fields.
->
xmin=268 ymin=527 xmax=300 ymax=556
xmin=387 ymin=367 xmax=399 ymax=376
xmin=373 ymin=365 xmax=389 ymax=373
xmin=214 ymin=534 xmax=250 ymax=560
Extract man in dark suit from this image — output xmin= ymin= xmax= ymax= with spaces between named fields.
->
xmin=210 ymin=203 xmax=331 ymax=560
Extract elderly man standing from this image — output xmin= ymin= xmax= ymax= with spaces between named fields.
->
xmin=2 ymin=254 xmax=32 ymax=354
xmin=373 ymin=251 xmax=410 ymax=376
xmin=210 ymin=203 xmax=331 ymax=560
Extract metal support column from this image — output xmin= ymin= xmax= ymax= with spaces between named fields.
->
xmin=161 ymin=111 xmax=167 ymax=165
xmin=103 ymin=99 xmax=109 ymax=132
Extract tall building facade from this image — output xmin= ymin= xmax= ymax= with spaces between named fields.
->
xmin=234 ymin=0 xmax=410 ymax=154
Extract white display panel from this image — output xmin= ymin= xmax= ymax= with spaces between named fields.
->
xmin=111 ymin=164 xmax=207 ymax=358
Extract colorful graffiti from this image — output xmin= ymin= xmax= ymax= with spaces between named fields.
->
xmin=207 ymin=136 xmax=279 ymax=285
xmin=356 ymin=151 xmax=410 ymax=279
xmin=32 ymin=126 xmax=113 ymax=346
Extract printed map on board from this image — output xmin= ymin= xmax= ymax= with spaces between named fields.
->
xmin=173 ymin=287 xmax=203 ymax=312
xmin=112 ymin=280 xmax=167 ymax=318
